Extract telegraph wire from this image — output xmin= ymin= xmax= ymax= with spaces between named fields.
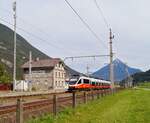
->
xmin=64 ymin=0 xmax=108 ymax=49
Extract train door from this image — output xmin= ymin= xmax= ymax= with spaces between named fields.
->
xmin=83 ymin=79 xmax=90 ymax=89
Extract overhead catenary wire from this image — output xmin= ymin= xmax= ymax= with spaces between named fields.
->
xmin=0 ymin=4 xmax=114 ymax=73
xmin=0 ymin=17 xmax=77 ymax=55
xmin=93 ymin=0 xmax=110 ymax=29
xmin=64 ymin=0 xmax=108 ymax=49
xmin=0 ymin=8 xmax=59 ymax=41
xmin=0 ymin=8 xmax=102 ymax=55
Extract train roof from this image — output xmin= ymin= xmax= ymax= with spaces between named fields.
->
xmin=79 ymin=76 xmax=111 ymax=84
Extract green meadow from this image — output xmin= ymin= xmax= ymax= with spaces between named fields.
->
xmin=27 ymin=89 xmax=150 ymax=123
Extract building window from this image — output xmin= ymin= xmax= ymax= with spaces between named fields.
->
xmin=56 ymin=81 xmax=57 ymax=86
xmin=55 ymin=72 xmax=57 ymax=78
xmin=59 ymin=81 xmax=61 ymax=87
xmin=63 ymin=73 xmax=65 ymax=78
xmin=59 ymin=72 xmax=60 ymax=78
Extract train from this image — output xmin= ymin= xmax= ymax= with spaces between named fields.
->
xmin=67 ymin=76 xmax=111 ymax=91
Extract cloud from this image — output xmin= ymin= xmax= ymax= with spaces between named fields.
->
xmin=1 ymin=0 xmax=150 ymax=73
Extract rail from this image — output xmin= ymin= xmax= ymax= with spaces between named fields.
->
xmin=0 ymin=88 xmax=123 ymax=123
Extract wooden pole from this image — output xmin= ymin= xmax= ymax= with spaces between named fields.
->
xmin=16 ymin=99 xmax=23 ymax=123
xmin=92 ymin=90 xmax=94 ymax=100
xmin=53 ymin=94 xmax=57 ymax=116
xmin=72 ymin=91 xmax=76 ymax=108
xmin=97 ymin=90 xmax=100 ymax=99
xmin=83 ymin=91 xmax=87 ymax=104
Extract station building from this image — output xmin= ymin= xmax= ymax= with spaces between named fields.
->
xmin=21 ymin=58 xmax=66 ymax=90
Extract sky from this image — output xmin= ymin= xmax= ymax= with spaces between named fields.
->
xmin=0 ymin=0 xmax=150 ymax=73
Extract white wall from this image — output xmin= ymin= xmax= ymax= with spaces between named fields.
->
xmin=16 ymin=80 xmax=28 ymax=91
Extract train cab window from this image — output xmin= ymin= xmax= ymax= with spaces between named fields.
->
xmin=69 ymin=81 xmax=76 ymax=85
xmin=77 ymin=79 xmax=82 ymax=84
xmin=83 ymin=79 xmax=89 ymax=84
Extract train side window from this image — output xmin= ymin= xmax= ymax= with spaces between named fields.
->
xmin=92 ymin=82 xmax=95 ymax=85
xmin=84 ymin=79 xmax=89 ymax=84
xmin=78 ymin=79 xmax=82 ymax=84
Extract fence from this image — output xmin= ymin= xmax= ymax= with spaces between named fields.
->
xmin=0 ymin=88 xmax=122 ymax=123
xmin=0 ymin=84 xmax=12 ymax=91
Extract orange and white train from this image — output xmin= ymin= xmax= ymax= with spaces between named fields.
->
xmin=67 ymin=76 xmax=111 ymax=91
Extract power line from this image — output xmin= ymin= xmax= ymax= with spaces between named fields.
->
xmin=64 ymin=54 xmax=110 ymax=61
xmin=0 ymin=8 xmax=60 ymax=41
xmin=64 ymin=0 xmax=108 ymax=49
xmin=0 ymin=6 xmax=108 ymax=55
xmin=93 ymin=0 xmax=110 ymax=29
xmin=0 ymin=18 xmax=59 ymax=49
xmin=0 ymin=7 xmax=106 ymax=54
xmin=0 ymin=17 xmax=77 ymax=55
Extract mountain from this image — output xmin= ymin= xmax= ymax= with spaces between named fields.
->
xmin=132 ymin=70 xmax=150 ymax=83
xmin=0 ymin=23 xmax=80 ymax=80
xmin=92 ymin=59 xmax=142 ymax=82
xmin=0 ymin=23 xmax=50 ymax=79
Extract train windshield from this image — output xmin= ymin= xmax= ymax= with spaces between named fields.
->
xmin=68 ymin=80 xmax=77 ymax=85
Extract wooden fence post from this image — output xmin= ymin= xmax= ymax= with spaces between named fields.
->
xmin=83 ymin=92 xmax=87 ymax=104
xmin=53 ymin=94 xmax=57 ymax=116
xmin=92 ymin=90 xmax=94 ymax=100
xmin=72 ymin=91 xmax=76 ymax=108
xmin=16 ymin=98 xmax=23 ymax=123
xmin=105 ymin=89 xmax=108 ymax=95
xmin=102 ymin=90 xmax=105 ymax=97
xmin=109 ymin=89 xmax=111 ymax=95
xmin=97 ymin=90 xmax=100 ymax=99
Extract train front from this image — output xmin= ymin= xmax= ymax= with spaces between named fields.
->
xmin=67 ymin=78 xmax=78 ymax=91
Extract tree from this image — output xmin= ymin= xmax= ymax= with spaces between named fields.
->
xmin=0 ymin=63 xmax=11 ymax=83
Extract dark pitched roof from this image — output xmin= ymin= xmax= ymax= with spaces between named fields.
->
xmin=22 ymin=58 xmax=62 ymax=68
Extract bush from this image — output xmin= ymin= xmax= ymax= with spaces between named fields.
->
xmin=0 ymin=64 xmax=11 ymax=83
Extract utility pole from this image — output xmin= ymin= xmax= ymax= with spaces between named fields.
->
xmin=109 ymin=28 xmax=114 ymax=89
xmin=29 ymin=51 xmax=32 ymax=91
xmin=86 ymin=64 xmax=90 ymax=77
xmin=13 ymin=1 xmax=17 ymax=91
xmin=125 ymin=63 xmax=133 ymax=88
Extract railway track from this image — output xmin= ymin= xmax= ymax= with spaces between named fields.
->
xmin=0 ymin=91 xmax=68 ymax=106
xmin=0 ymin=91 xmax=74 ymax=114
xmin=0 ymin=89 xmax=117 ymax=123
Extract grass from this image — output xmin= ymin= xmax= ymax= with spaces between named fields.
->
xmin=27 ymin=89 xmax=150 ymax=123
xmin=138 ymin=82 xmax=150 ymax=89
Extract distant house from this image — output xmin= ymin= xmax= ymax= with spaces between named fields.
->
xmin=22 ymin=58 xmax=66 ymax=90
